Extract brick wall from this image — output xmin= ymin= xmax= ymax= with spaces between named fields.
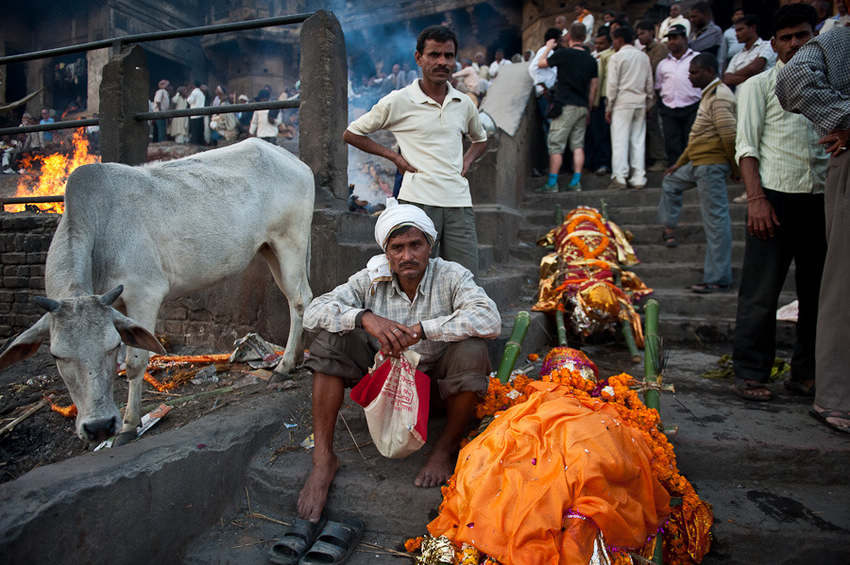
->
xmin=0 ymin=213 xmax=58 ymax=340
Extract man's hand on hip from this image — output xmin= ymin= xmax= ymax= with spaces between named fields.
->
xmin=392 ymin=153 xmax=417 ymax=174
xmin=361 ymin=311 xmax=421 ymax=357
xmin=819 ymin=129 xmax=850 ymax=157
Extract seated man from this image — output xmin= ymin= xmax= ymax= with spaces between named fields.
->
xmin=297 ymin=200 xmax=502 ymax=522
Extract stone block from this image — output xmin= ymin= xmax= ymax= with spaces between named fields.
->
xmin=0 ymin=303 xmax=11 ymax=314
xmin=100 ymin=45 xmax=149 ymax=166
xmin=4 ymin=277 xmax=27 ymax=288
xmin=4 ymin=265 xmax=20 ymax=276
xmin=0 ymin=325 xmax=11 ymax=337
xmin=0 ymin=216 xmax=38 ymax=231
xmin=2 ymin=253 xmax=26 ymax=265
xmin=169 ymin=306 xmax=188 ymax=321
xmin=164 ymin=321 xmax=185 ymax=335
xmin=0 ymin=290 xmax=14 ymax=302
xmin=26 ymin=252 xmax=48 ymax=264
xmin=29 ymin=265 xmax=44 ymax=276
xmin=0 ymin=233 xmax=14 ymax=252
xmin=299 ymin=10 xmax=348 ymax=201
xmin=28 ymin=277 xmax=45 ymax=289
xmin=188 ymin=310 xmax=211 ymax=322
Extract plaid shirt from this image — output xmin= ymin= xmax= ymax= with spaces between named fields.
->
xmin=303 ymin=258 xmax=501 ymax=365
xmin=775 ymin=27 xmax=850 ymax=136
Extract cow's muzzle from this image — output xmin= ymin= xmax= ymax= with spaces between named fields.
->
xmin=82 ymin=416 xmax=119 ymax=442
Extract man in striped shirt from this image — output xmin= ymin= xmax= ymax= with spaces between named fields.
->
xmin=657 ymin=53 xmax=738 ymax=292
xmin=732 ymin=3 xmax=828 ymax=402
xmin=296 ymin=201 xmax=501 ymax=522
xmin=776 ymin=15 xmax=850 ymax=434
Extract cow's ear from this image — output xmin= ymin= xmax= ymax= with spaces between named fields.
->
xmin=0 ymin=314 xmax=50 ymax=371
xmin=111 ymin=312 xmax=166 ymax=355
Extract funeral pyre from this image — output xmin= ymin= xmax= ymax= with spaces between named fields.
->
xmin=532 ymin=206 xmax=652 ymax=346
xmin=404 ymin=347 xmax=713 ymax=565
xmin=7 ymin=128 xmax=99 ymax=214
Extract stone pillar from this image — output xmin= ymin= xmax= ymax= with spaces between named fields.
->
xmin=24 ymin=59 xmax=48 ymax=115
xmin=299 ymin=10 xmax=348 ymax=202
xmin=0 ymin=42 xmax=5 ymax=106
xmin=86 ymin=48 xmax=110 ymax=114
xmin=99 ymin=45 xmax=149 ymax=165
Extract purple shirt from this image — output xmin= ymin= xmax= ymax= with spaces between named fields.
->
xmin=655 ymin=49 xmax=702 ymax=109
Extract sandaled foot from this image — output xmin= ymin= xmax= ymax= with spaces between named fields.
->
xmin=414 ymin=449 xmax=454 ymax=488
xmin=784 ymin=379 xmax=815 ymax=397
xmin=662 ymin=229 xmax=679 ymax=248
xmin=268 ymin=517 xmax=327 ymax=565
xmin=297 ymin=454 xmax=339 ymax=522
xmin=733 ymin=380 xmax=773 ymax=401
xmin=299 ymin=518 xmax=364 ymax=565
xmin=690 ymin=282 xmax=731 ymax=294
xmin=810 ymin=404 xmax=850 ymax=434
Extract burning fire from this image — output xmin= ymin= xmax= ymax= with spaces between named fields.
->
xmin=9 ymin=128 xmax=100 ymax=214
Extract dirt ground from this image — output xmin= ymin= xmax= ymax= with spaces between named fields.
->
xmin=0 ymin=346 xmax=312 ymax=484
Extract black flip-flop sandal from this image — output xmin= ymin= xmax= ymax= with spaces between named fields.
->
xmin=299 ymin=518 xmax=364 ymax=565
xmin=810 ymin=405 xmax=850 ymax=434
xmin=268 ymin=516 xmax=327 ymax=565
xmin=661 ymin=230 xmax=679 ymax=248
xmin=784 ymin=379 xmax=815 ymax=397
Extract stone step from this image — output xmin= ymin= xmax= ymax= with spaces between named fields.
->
xmin=478 ymin=264 xmax=538 ymax=312
xmin=524 ymin=204 xmax=748 ymax=228
xmin=649 ymin=288 xmax=796 ymax=319
xmin=632 ymin=262 xmax=797 ymax=292
xmin=526 ymin=170 xmax=670 ymax=192
xmin=698 ymin=480 xmax=850 ymax=565
xmin=657 ymin=315 xmax=796 ymax=345
xmin=521 ymin=182 xmax=746 ymax=210
xmin=623 ymin=221 xmax=749 ymax=245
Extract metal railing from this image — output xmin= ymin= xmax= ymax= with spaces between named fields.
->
xmin=0 ymin=12 xmax=318 ymax=208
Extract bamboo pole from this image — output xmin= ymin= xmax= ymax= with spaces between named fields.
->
xmin=643 ymin=299 xmax=661 ymax=411
xmin=496 ymin=311 xmax=530 ymax=384
xmin=555 ymin=308 xmax=568 ymax=347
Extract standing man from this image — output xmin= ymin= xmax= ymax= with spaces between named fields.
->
xmin=606 ymin=26 xmax=654 ymax=189
xmin=657 ymin=53 xmax=738 ymax=291
xmin=658 ymin=2 xmax=691 ymax=42
xmin=186 ymin=80 xmax=206 ymax=146
xmin=688 ymin=2 xmax=723 ymax=57
xmin=529 ymin=27 xmax=562 ymax=173
xmin=776 ymin=24 xmax=850 ymax=433
xmin=573 ymin=2 xmax=595 ymax=40
xmin=718 ymin=9 xmax=745 ymax=73
xmin=489 ymin=49 xmax=511 ymax=78
xmin=294 ymin=202 xmax=501 ymax=524
xmin=152 ymin=79 xmax=170 ymax=143
xmin=636 ymin=20 xmax=670 ymax=171
xmin=344 ymin=26 xmax=487 ymax=276
xmin=586 ymin=31 xmax=615 ymax=175
xmin=655 ymin=24 xmax=702 ymax=169
xmin=536 ymin=22 xmax=599 ymax=192
xmin=732 ymin=3 xmax=827 ymax=402
xmin=38 ymin=108 xmax=54 ymax=147
xmin=723 ymin=14 xmax=777 ymax=89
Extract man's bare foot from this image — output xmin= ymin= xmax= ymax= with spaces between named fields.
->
xmin=297 ymin=453 xmax=339 ymax=521
xmin=414 ymin=449 xmax=454 ymax=488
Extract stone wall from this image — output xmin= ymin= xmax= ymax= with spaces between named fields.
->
xmin=0 ymin=214 xmax=58 ymax=340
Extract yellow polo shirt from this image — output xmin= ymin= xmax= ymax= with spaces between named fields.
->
xmin=347 ymin=80 xmax=487 ymax=208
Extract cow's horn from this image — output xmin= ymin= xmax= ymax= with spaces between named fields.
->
xmin=99 ymin=285 xmax=124 ymax=306
xmin=33 ymin=296 xmax=61 ymax=312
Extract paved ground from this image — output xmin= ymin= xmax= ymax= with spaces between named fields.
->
xmin=182 ymin=342 xmax=850 ymax=564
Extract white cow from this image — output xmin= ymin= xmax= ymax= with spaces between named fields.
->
xmin=0 ymin=138 xmax=314 ymax=444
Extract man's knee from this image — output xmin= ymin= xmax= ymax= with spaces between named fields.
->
xmin=435 ymin=338 xmax=491 ymax=398
xmin=303 ymin=329 xmax=376 ymax=383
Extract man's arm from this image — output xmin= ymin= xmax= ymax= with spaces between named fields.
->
xmin=343 ymin=131 xmax=416 ymax=173
xmin=712 ymin=97 xmax=741 ymax=177
xmin=462 ymin=141 xmax=486 ymax=176
xmin=461 ymin=105 xmax=488 ymax=176
xmin=723 ymin=56 xmax=766 ymax=87
xmin=344 ymin=96 xmax=416 ymax=173
xmin=776 ymin=41 xmax=850 ymax=134
xmin=303 ymin=270 xmax=371 ymax=334
xmin=536 ymin=38 xmax=558 ymax=69
xmin=605 ymin=55 xmax=620 ymax=121
xmin=588 ymin=77 xmax=599 ymax=110
xmin=419 ymin=269 xmax=501 ymax=342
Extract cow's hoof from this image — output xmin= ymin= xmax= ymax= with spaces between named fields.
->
xmin=113 ymin=430 xmax=137 ymax=447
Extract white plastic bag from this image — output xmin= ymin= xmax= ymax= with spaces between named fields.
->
xmin=350 ymin=350 xmax=430 ymax=459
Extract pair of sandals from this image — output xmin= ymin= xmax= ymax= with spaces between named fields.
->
xmin=268 ymin=516 xmax=364 ymax=565
xmin=733 ymin=378 xmax=815 ymax=402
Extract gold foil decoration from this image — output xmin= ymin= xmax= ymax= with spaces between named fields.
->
xmin=415 ymin=535 xmax=456 ymax=565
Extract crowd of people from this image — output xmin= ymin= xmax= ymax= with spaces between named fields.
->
xmin=148 ymin=79 xmax=300 ymax=147
xmin=525 ymin=1 xmax=849 ymax=433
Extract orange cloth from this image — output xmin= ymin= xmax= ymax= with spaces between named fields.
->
xmin=428 ymin=382 xmax=670 ymax=565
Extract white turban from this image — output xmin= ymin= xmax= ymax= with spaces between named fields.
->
xmin=367 ymin=198 xmax=437 ymax=284
xmin=373 ymin=198 xmax=437 ymax=250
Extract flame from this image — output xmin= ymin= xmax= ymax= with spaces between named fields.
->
xmin=9 ymin=128 xmax=100 ymax=213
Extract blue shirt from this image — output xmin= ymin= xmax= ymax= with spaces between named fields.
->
xmin=40 ymin=117 xmax=55 ymax=142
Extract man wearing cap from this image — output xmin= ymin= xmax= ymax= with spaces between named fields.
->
xmin=655 ymin=24 xmax=702 ymax=173
xmin=296 ymin=199 xmax=501 ymax=522
xmin=153 ymin=79 xmax=170 ymax=142
xmin=344 ymin=25 xmax=487 ymax=277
